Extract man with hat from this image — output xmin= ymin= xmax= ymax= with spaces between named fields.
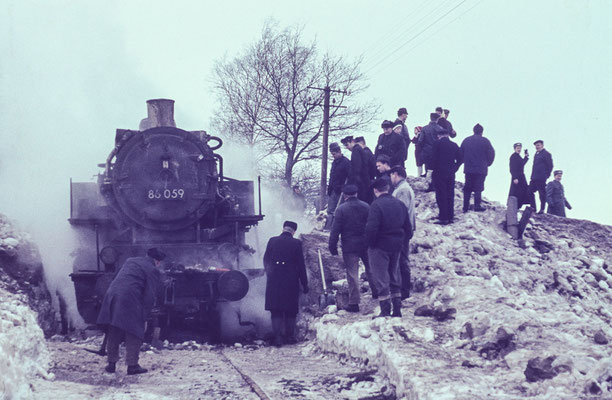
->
xmin=342 ymin=135 xmax=370 ymax=203
xmin=442 ymin=109 xmax=457 ymax=138
xmin=546 ymin=170 xmax=572 ymax=217
xmin=459 ymin=123 xmax=495 ymax=213
xmin=375 ymin=120 xmax=405 ymax=168
xmin=394 ymin=108 xmax=411 ymax=167
xmin=508 ymin=142 xmax=531 ymax=208
xmin=326 ymin=142 xmax=350 ymax=229
xmin=263 ymin=221 xmax=308 ymax=346
xmin=97 ymin=247 xmax=165 ymax=375
xmin=329 ymin=184 xmax=377 ymax=311
xmin=366 ymin=178 xmax=412 ymax=318
xmin=418 ymin=113 xmax=445 ymax=191
xmin=355 ymin=136 xmax=377 ymax=184
xmin=529 ymin=140 xmax=554 ymax=214
xmin=431 ymin=125 xmax=463 ymax=224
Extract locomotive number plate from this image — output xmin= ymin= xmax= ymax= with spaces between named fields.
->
xmin=147 ymin=188 xmax=185 ymax=200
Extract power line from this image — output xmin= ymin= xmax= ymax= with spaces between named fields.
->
xmin=366 ymin=0 xmax=484 ymax=76
xmin=362 ymin=0 xmax=468 ymax=76
xmin=361 ymin=0 xmax=458 ymax=70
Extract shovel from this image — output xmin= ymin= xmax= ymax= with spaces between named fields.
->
xmin=317 ymin=249 xmax=336 ymax=310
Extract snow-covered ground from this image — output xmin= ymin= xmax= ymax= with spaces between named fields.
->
xmin=311 ymin=177 xmax=612 ymax=399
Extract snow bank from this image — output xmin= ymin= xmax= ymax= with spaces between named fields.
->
xmin=312 ymin=177 xmax=612 ymax=399
xmin=0 ymin=288 xmax=52 ymax=399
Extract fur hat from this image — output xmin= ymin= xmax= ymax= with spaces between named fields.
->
xmin=473 ymin=124 xmax=484 ymax=135
xmin=381 ymin=120 xmax=394 ymax=129
xmin=397 ymin=107 xmax=408 ymax=116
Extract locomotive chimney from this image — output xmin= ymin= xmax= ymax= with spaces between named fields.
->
xmin=139 ymin=98 xmax=176 ymax=130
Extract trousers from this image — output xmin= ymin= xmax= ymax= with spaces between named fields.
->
xmin=398 ymin=238 xmax=411 ymax=298
xmin=434 ymin=173 xmax=455 ymax=221
xmin=107 ymin=325 xmax=142 ymax=366
xmin=367 ymin=247 xmax=401 ymax=301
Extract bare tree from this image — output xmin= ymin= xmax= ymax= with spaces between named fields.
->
xmin=211 ymin=22 xmax=379 ymax=186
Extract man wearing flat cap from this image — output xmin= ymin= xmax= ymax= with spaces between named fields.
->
xmin=264 ymin=221 xmax=308 ymax=346
xmin=97 ymin=247 xmax=165 ymax=375
xmin=529 ymin=140 xmax=554 ymax=214
xmin=342 ymin=135 xmax=370 ymax=203
xmin=546 ymin=170 xmax=572 ymax=217
xmin=326 ymin=142 xmax=350 ymax=229
xmin=375 ymin=120 xmax=405 ymax=168
xmin=329 ymin=184 xmax=377 ymax=311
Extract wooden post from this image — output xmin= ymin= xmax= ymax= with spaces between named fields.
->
xmin=506 ymin=196 xmax=519 ymax=240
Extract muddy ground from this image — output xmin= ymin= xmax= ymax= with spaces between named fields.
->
xmin=32 ymin=336 xmax=394 ymax=400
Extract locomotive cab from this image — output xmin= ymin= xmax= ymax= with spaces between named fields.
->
xmin=69 ymin=99 xmax=264 ymax=342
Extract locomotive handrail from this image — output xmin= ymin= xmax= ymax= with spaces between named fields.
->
xmin=214 ymin=154 xmax=224 ymax=182
xmin=208 ymin=136 xmax=223 ymax=150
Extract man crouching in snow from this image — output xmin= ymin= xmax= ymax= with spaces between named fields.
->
xmin=97 ymin=248 xmax=164 ymax=375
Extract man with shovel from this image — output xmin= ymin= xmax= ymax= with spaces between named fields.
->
xmin=329 ymin=184 xmax=377 ymax=312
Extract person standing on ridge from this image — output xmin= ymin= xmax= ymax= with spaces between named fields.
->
xmin=546 ymin=170 xmax=572 ymax=217
xmin=508 ymin=142 xmax=531 ymax=208
xmin=375 ymin=120 xmax=405 ymax=168
xmin=264 ymin=221 xmax=309 ymax=347
xmin=460 ymin=123 xmax=495 ymax=212
xmin=529 ymin=139 xmax=554 ymax=214
xmin=325 ymin=142 xmax=350 ymax=229
xmin=418 ymin=113 xmax=445 ymax=192
xmin=329 ymin=184 xmax=377 ymax=310
xmin=342 ymin=135 xmax=370 ymax=203
xmin=431 ymin=126 xmax=463 ymax=224
xmin=394 ymin=108 xmax=411 ymax=167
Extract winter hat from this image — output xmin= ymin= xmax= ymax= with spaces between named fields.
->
xmin=283 ymin=221 xmax=298 ymax=231
xmin=381 ymin=120 xmax=394 ymax=129
xmin=513 ymin=142 xmax=522 ymax=148
xmin=554 ymin=170 xmax=563 ymax=176
xmin=341 ymin=135 xmax=354 ymax=145
xmin=393 ymin=123 xmax=403 ymax=131
xmin=147 ymin=247 xmax=166 ymax=261
xmin=473 ymin=124 xmax=484 ymax=135
xmin=342 ymin=184 xmax=358 ymax=195
xmin=329 ymin=142 xmax=341 ymax=152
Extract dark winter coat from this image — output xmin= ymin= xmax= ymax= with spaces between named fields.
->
xmin=546 ymin=180 xmax=571 ymax=217
xmin=394 ymin=118 xmax=411 ymax=163
xmin=362 ymin=146 xmax=377 ymax=181
xmin=365 ymin=193 xmax=412 ymax=252
xmin=460 ymin=134 xmax=495 ymax=175
xmin=418 ymin=121 xmax=444 ymax=166
xmin=509 ymin=152 xmax=530 ymax=207
xmin=375 ymin=132 xmax=405 ymax=167
xmin=96 ymin=256 xmax=161 ymax=340
xmin=329 ymin=197 xmax=370 ymax=254
xmin=412 ymin=127 xmax=424 ymax=167
xmin=264 ymin=232 xmax=308 ymax=314
xmin=347 ymin=146 xmax=370 ymax=199
xmin=531 ymin=149 xmax=554 ymax=182
xmin=328 ymin=155 xmax=350 ymax=195
xmin=431 ymin=137 xmax=463 ymax=178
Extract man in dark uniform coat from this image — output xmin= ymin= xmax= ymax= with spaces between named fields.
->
xmin=393 ymin=108 xmax=411 ymax=167
xmin=529 ymin=139 xmax=554 ymax=214
xmin=355 ymin=136 xmax=377 ymax=184
xmin=97 ymin=248 xmax=164 ymax=375
xmin=546 ymin=170 xmax=572 ymax=217
xmin=342 ymin=136 xmax=370 ymax=203
xmin=375 ymin=120 xmax=405 ymax=167
xmin=418 ymin=113 xmax=445 ymax=191
xmin=329 ymin=184 xmax=377 ymax=311
xmin=508 ymin=142 xmax=531 ymax=208
xmin=431 ymin=128 xmax=463 ymax=224
xmin=264 ymin=221 xmax=308 ymax=346
xmin=326 ymin=142 xmax=350 ymax=229
xmin=459 ymin=123 xmax=495 ymax=212
xmin=366 ymin=179 xmax=412 ymax=318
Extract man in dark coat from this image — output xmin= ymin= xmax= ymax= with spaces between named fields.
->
xmin=375 ymin=155 xmax=393 ymax=193
xmin=418 ymin=113 xmax=445 ymax=191
xmin=529 ymin=140 xmax=554 ymax=214
xmin=460 ymin=124 xmax=495 ymax=212
xmin=97 ymin=248 xmax=164 ymax=375
xmin=508 ymin=142 xmax=531 ymax=208
xmin=393 ymin=108 xmax=411 ymax=167
xmin=546 ymin=170 xmax=572 ymax=217
xmin=342 ymin=136 xmax=370 ymax=203
xmin=329 ymin=184 xmax=376 ymax=310
xmin=375 ymin=120 xmax=405 ymax=167
xmin=366 ymin=179 xmax=412 ymax=318
xmin=326 ymin=142 xmax=350 ymax=229
xmin=355 ymin=136 xmax=377 ymax=184
xmin=264 ymin=221 xmax=308 ymax=346
xmin=442 ymin=109 xmax=457 ymax=138
xmin=431 ymin=128 xmax=463 ymax=224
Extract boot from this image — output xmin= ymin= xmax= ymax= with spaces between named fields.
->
xmin=345 ymin=304 xmax=360 ymax=313
xmin=391 ymin=298 xmax=402 ymax=318
xmin=284 ymin=316 xmax=297 ymax=344
xmin=127 ymin=364 xmax=148 ymax=375
xmin=474 ymin=192 xmax=486 ymax=211
xmin=104 ymin=362 xmax=116 ymax=373
xmin=374 ymin=299 xmax=391 ymax=318
xmin=271 ymin=316 xmax=283 ymax=347
xmin=463 ymin=192 xmax=471 ymax=213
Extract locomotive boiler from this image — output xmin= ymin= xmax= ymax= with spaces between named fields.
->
xmin=69 ymin=99 xmax=264 ymax=341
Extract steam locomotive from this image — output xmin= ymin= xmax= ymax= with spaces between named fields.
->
xmin=69 ymin=99 xmax=264 ymax=341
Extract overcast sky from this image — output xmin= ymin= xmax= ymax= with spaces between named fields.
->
xmin=1 ymin=0 xmax=610 ymax=228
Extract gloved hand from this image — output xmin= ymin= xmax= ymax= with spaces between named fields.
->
xmin=329 ymin=246 xmax=338 ymax=256
xmin=567 ymin=204 xmax=572 ymax=210
xmin=302 ymin=286 xmax=309 ymax=294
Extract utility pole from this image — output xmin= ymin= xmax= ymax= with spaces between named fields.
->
xmin=308 ymin=85 xmax=347 ymax=212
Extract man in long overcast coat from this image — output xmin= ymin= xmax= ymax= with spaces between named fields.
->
xmin=264 ymin=221 xmax=308 ymax=346
xmin=342 ymin=135 xmax=370 ymax=202
xmin=529 ymin=139 xmax=554 ymax=214
xmin=97 ymin=248 xmax=164 ymax=375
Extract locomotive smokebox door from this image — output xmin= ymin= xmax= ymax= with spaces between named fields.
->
xmin=217 ymin=270 xmax=249 ymax=301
